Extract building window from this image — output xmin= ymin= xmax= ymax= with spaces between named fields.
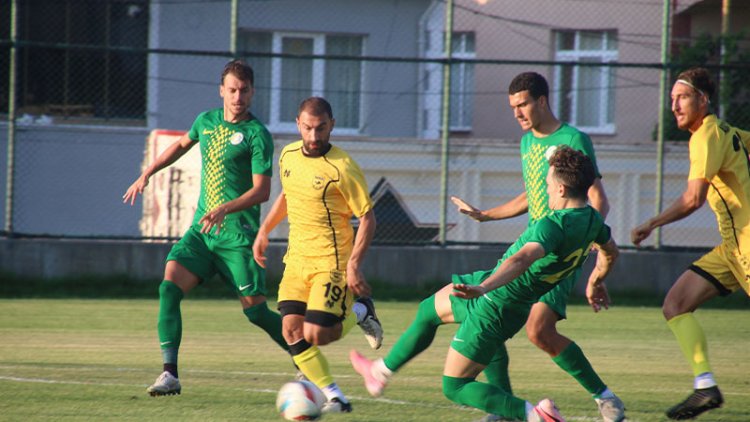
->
xmin=553 ymin=30 xmax=617 ymax=135
xmin=419 ymin=30 xmax=475 ymax=139
xmin=449 ymin=32 xmax=475 ymax=131
xmin=1 ymin=0 xmax=148 ymax=122
xmin=240 ymin=31 xmax=364 ymax=134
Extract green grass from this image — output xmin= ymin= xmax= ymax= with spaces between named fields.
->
xmin=1 ymin=299 xmax=749 ymax=421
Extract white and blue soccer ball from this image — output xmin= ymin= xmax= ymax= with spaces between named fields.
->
xmin=276 ymin=380 xmax=326 ymax=421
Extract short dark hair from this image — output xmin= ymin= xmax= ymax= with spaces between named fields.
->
xmin=298 ymin=97 xmax=334 ymax=119
xmin=508 ymin=72 xmax=549 ymax=100
xmin=222 ymin=59 xmax=254 ymax=86
xmin=675 ymin=67 xmax=715 ymax=101
xmin=548 ymin=146 xmax=596 ymax=199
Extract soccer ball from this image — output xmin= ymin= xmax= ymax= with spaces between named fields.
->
xmin=276 ymin=380 xmax=325 ymax=421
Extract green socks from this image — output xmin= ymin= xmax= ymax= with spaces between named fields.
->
xmin=243 ymin=302 xmax=289 ymax=352
xmin=443 ymin=375 xmax=526 ymax=420
xmin=383 ymin=295 xmax=442 ymax=372
xmin=552 ymin=341 xmax=607 ymax=396
xmin=158 ymin=281 xmax=183 ymax=365
xmin=483 ymin=343 xmax=512 ymax=393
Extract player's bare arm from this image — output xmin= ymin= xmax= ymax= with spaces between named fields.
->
xmin=252 ymin=192 xmax=288 ymax=268
xmin=451 ymin=192 xmax=528 ymax=222
xmin=452 ymin=242 xmax=545 ymax=299
xmin=347 ymin=209 xmax=376 ymax=298
xmin=586 ymin=238 xmax=618 ymax=312
xmin=588 ymin=178 xmax=610 ymax=219
xmin=631 ymin=178 xmax=709 ymax=246
xmin=122 ymin=133 xmax=196 ymax=205
xmin=199 ymin=174 xmax=271 ymax=234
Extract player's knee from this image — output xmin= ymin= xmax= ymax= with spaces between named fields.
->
xmin=243 ymin=301 xmax=268 ymax=324
xmin=159 ymin=281 xmax=183 ymax=305
xmin=442 ymin=376 xmax=468 ymax=404
xmin=304 ymin=327 xmax=337 ymax=346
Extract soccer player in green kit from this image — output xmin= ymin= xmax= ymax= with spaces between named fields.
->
xmin=351 ymin=72 xmax=625 ymax=422
xmin=123 ymin=60 xmax=288 ymax=396
xmin=352 ymin=146 xmax=619 ymax=421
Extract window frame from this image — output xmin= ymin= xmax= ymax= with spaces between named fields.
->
xmin=553 ymin=30 xmax=618 ymax=135
xmin=242 ymin=31 xmax=364 ymax=136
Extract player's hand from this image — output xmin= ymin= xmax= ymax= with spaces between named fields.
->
xmin=252 ymin=232 xmax=269 ymax=268
xmin=451 ymin=283 xmax=486 ymax=300
xmin=631 ymin=222 xmax=653 ymax=247
xmin=450 ymin=196 xmax=488 ymax=222
xmin=586 ymin=281 xmax=610 ymax=312
xmin=346 ymin=265 xmax=372 ymax=297
xmin=122 ymin=175 xmax=150 ymax=205
xmin=199 ymin=205 xmax=227 ymax=235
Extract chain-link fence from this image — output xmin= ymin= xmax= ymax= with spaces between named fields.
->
xmin=1 ymin=0 xmax=749 ymax=249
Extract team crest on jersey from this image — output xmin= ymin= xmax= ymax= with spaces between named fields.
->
xmin=230 ymin=132 xmax=244 ymax=145
xmin=312 ymin=175 xmax=325 ymax=190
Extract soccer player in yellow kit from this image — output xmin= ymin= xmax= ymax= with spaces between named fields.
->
xmin=632 ymin=67 xmax=750 ymax=420
xmin=253 ymin=97 xmax=382 ymax=414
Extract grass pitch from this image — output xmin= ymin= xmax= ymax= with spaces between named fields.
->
xmin=0 ymin=298 xmax=748 ymax=421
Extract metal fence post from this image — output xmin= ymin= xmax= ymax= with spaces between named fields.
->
xmin=654 ymin=0 xmax=672 ymax=248
xmin=438 ymin=0 xmax=454 ymax=246
xmin=4 ymin=0 xmax=18 ymax=235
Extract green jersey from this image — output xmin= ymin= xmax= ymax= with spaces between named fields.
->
xmin=188 ymin=108 xmax=274 ymax=234
xmin=520 ymin=123 xmax=601 ymax=223
xmin=487 ymin=206 xmax=610 ymax=306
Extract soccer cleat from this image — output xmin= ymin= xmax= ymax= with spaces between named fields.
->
xmin=532 ymin=398 xmax=565 ymax=422
xmin=321 ymin=397 xmax=352 ymax=413
xmin=595 ymin=394 xmax=626 ymax=422
xmin=146 ymin=371 xmax=181 ymax=396
xmin=666 ymin=386 xmax=723 ymax=420
xmin=349 ymin=349 xmax=386 ymax=397
xmin=356 ymin=297 xmax=384 ymax=349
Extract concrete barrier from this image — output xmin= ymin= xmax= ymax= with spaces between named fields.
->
xmin=0 ymin=238 xmax=700 ymax=295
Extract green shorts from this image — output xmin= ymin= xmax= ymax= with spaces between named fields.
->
xmin=451 ymin=297 xmax=530 ymax=365
xmin=536 ymin=268 xmax=580 ymax=320
xmin=166 ymin=225 xmax=266 ymax=297
xmin=449 ymin=268 xmax=495 ymax=323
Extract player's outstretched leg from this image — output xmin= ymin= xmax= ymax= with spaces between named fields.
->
xmin=355 ymin=297 xmax=383 ymax=349
xmin=147 ymin=371 xmax=182 ymax=396
xmin=666 ymin=386 xmax=723 ymax=420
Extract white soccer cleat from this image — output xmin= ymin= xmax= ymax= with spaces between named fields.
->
xmin=596 ymin=394 xmax=626 ymax=422
xmin=349 ymin=349 xmax=387 ymax=397
xmin=356 ymin=297 xmax=383 ymax=350
xmin=146 ymin=371 xmax=181 ymax=396
xmin=321 ymin=397 xmax=352 ymax=413
xmin=531 ymin=398 xmax=565 ymax=422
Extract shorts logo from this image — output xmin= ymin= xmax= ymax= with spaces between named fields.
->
xmin=230 ymin=132 xmax=244 ymax=145
xmin=239 ymin=284 xmax=251 ymax=291
xmin=312 ymin=176 xmax=325 ymax=190
xmin=452 ymin=336 xmax=464 ymax=343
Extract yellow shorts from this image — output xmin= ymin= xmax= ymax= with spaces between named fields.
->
xmin=692 ymin=242 xmax=750 ymax=296
xmin=277 ymin=260 xmax=354 ymax=324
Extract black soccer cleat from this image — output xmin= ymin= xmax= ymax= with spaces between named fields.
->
xmin=666 ymin=385 xmax=723 ymax=420
xmin=321 ymin=397 xmax=352 ymax=413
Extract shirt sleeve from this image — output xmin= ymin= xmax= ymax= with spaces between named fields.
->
xmin=688 ymin=126 xmax=722 ymax=181
xmin=250 ymin=127 xmax=274 ymax=177
xmin=595 ymin=223 xmax=612 ymax=245
xmin=526 ymin=217 xmax=564 ymax=255
xmin=569 ymin=131 xmax=602 ymax=178
xmin=338 ymin=158 xmax=373 ymax=218
xmin=187 ymin=113 xmax=205 ymax=142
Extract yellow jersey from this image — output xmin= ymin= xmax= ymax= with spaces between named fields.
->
xmin=279 ymin=141 xmax=373 ymax=269
xmin=688 ymin=115 xmax=750 ymax=251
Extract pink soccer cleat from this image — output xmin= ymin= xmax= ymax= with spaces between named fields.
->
xmin=533 ymin=398 xmax=565 ymax=422
xmin=349 ymin=349 xmax=386 ymax=397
